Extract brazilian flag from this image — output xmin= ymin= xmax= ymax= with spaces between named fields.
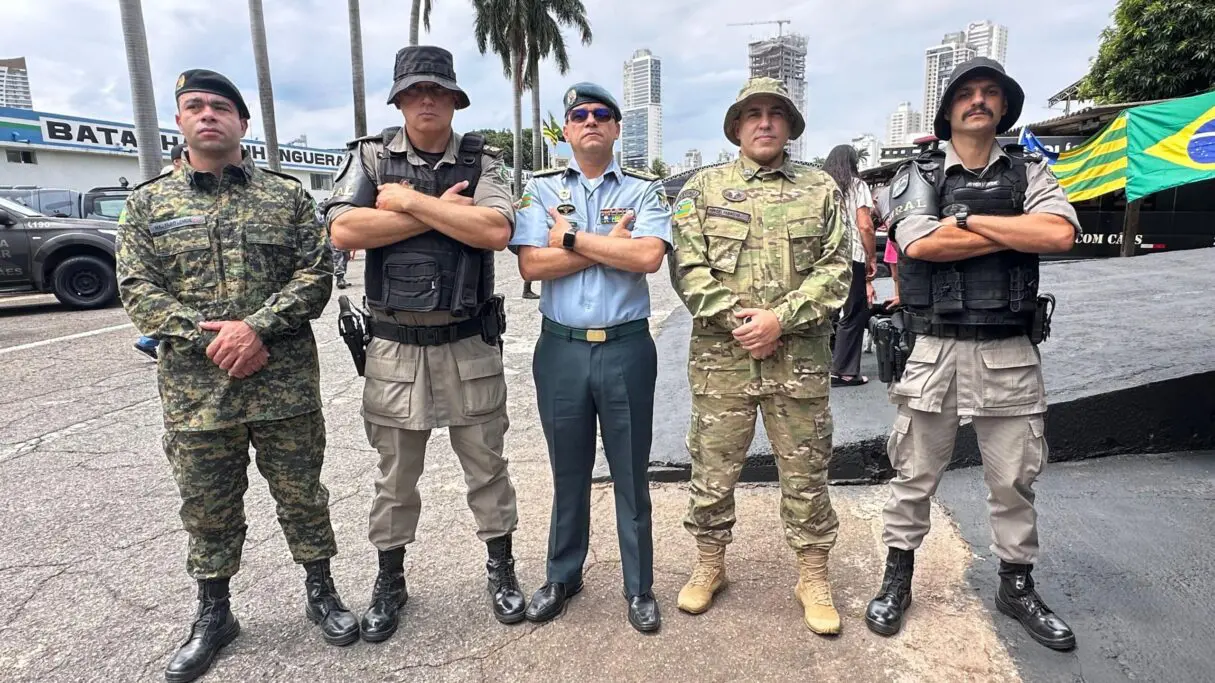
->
xmin=1052 ymin=90 xmax=1215 ymax=203
xmin=1127 ymin=90 xmax=1215 ymax=201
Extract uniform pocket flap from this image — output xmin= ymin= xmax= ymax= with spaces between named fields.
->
xmin=787 ymin=216 xmax=824 ymax=238
xmin=703 ymin=220 xmax=750 ymax=241
xmin=456 ymin=354 xmax=504 ymax=381
xmin=1029 ymin=416 xmax=1045 ymax=439
xmin=364 ymin=352 xmax=417 ymax=382
xmin=892 ymin=411 xmax=912 ymax=435
xmin=980 ymin=345 xmax=1038 ymax=370
xmin=907 ymin=335 xmax=943 ymax=364
xmin=152 ymin=226 xmax=210 ymax=256
xmin=246 ymin=223 xmax=294 ymax=248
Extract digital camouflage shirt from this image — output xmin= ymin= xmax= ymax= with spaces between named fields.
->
xmin=671 ymin=156 xmax=851 ymax=399
xmin=116 ymin=155 xmax=332 ymax=431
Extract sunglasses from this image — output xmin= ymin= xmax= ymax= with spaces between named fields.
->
xmin=568 ymin=107 xmax=614 ymax=123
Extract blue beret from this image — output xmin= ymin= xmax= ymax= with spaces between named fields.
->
xmin=563 ymin=82 xmax=621 ymax=121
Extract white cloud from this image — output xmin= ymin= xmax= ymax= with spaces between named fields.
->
xmin=7 ymin=0 xmax=1117 ymax=163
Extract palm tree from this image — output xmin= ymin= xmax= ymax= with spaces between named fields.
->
xmin=117 ymin=0 xmax=161 ymax=181
xmin=524 ymin=0 xmax=591 ymax=173
xmin=410 ymin=0 xmax=434 ymax=46
xmin=349 ymin=0 xmax=367 ymax=137
xmin=473 ymin=0 xmax=527 ymax=197
xmin=648 ymin=158 xmax=669 ymax=178
xmin=541 ymin=111 xmax=563 ymax=167
xmin=857 ymin=147 xmax=870 ymax=165
xmin=247 ymin=0 xmax=281 ymax=171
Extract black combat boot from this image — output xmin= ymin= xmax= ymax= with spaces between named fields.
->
xmin=994 ymin=561 xmax=1076 ymax=651
xmin=164 ymin=578 xmax=241 ymax=683
xmin=486 ymin=534 xmax=527 ymax=623
xmin=361 ymin=547 xmax=408 ymax=643
xmin=303 ymin=559 xmax=359 ymax=646
xmin=865 ymin=547 xmax=914 ymax=636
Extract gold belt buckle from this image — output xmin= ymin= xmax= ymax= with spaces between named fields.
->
xmin=585 ymin=329 xmax=607 ymax=343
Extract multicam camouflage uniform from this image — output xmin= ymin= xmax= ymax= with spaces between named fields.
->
xmin=671 ymin=155 xmax=851 ymax=551
xmin=116 ymin=155 xmax=336 ymax=579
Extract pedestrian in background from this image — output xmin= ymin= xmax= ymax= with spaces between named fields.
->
xmin=823 ymin=144 xmax=876 ymax=387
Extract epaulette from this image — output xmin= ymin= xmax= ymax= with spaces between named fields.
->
xmin=1002 ymin=143 xmax=1042 ymax=163
xmin=131 ymin=171 xmax=172 ymax=191
xmin=345 ymin=133 xmax=383 ymax=150
xmin=532 ymin=168 xmax=565 ymax=177
xmin=264 ymin=168 xmax=302 ymax=184
xmin=483 ymin=144 xmax=503 ymax=157
xmin=623 ymin=168 xmax=658 ymax=181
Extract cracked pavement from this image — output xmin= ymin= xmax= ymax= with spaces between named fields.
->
xmin=0 ymin=253 xmax=1022 ymax=682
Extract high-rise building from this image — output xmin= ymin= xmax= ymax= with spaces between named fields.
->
xmin=966 ymin=20 xmax=1008 ymax=64
xmin=886 ymin=102 xmax=923 ymax=146
xmin=684 ymin=148 xmax=702 ymax=169
xmin=851 ymin=134 xmax=881 ymax=170
xmin=923 ymin=22 xmax=1009 ymax=124
xmin=747 ymin=33 xmax=807 ymax=161
xmin=717 ymin=149 xmax=733 ymax=164
xmin=622 ymin=49 xmax=662 ymax=171
xmin=0 ymin=57 xmax=33 ymax=110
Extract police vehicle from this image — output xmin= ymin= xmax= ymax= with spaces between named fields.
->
xmin=0 ymin=185 xmax=131 ymax=221
xmin=0 ymin=196 xmax=119 ymax=308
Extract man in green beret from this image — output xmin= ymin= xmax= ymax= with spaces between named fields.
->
xmin=116 ymin=68 xmax=357 ymax=683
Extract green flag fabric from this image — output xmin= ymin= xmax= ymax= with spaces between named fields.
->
xmin=1126 ymin=91 xmax=1215 ymax=201
xmin=1054 ymin=113 xmax=1128 ymax=202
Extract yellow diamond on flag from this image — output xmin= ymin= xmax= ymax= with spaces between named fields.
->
xmin=1143 ymin=103 xmax=1215 ymax=172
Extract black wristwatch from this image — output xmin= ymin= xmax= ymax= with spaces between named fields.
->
xmin=562 ymin=226 xmax=578 ymax=249
xmin=953 ymin=206 xmax=970 ymax=229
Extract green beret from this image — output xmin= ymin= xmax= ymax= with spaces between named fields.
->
xmin=563 ymin=82 xmax=622 ymax=121
xmin=175 ymin=69 xmax=251 ymax=120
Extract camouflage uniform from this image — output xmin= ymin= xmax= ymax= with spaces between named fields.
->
xmin=671 ymin=155 xmax=851 ymax=552
xmin=116 ymin=155 xmax=336 ymax=579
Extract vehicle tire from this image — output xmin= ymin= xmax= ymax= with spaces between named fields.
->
xmin=52 ymin=255 xmax=118 ymax=309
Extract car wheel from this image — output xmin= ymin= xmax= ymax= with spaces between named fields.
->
xmin=52 ymin=255 xmax=118 ymax=309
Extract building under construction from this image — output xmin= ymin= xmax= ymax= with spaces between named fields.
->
xmin=747 ymin=34 xmax=807 ymax=160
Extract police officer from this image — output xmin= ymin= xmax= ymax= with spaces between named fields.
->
xmin=325 ymin=46 xmax=524 ymax=640
xmin=332 ymin=242 xmax=351 ymax=289
xmin=671 ymin=78 xmax=852 ymax=636
xmin=865 ymin=57 xmax=1078 ymax=651
xmin=510 ymin=83 xmax=671 ymax=633
xmin=116 ymin=69 xmax=357 ymax=683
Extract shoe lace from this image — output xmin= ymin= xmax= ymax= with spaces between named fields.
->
xmin=688 ymin=562 xmax=718 ymax=587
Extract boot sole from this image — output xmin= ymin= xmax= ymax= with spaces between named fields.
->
xmin=306 ymin=608 xmax=360 ymax=647
xmin=676 ymin=582 xmax=727 ymax=615
xmin=164 ymin=619 xmax=240 ymax=683
xmin=494 ymin=609 xmax=528 ymax=625
xmin=994 ymin=594 xmax=1077 ymax=651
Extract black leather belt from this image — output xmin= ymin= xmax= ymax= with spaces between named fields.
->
xmin=905 ymin=316 xmax=1023 ymax=340
xmin=541 ymin=318 xmax=648 ymax=343
xmin=371 ymin=316 xmax=484 ymax=347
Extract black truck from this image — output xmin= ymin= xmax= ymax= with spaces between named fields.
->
xmin=0 ymin=196 xmax=120 ymax=308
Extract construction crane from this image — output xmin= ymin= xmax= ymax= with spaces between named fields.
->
xmin=727 ymin=19 xmax=791 ymax=37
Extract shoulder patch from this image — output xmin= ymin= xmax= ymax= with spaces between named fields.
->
xmin=264 ymin=168 xmax=303 ymax=184
xmin=623 ymin=168 xmax=658 ymax=182
xmin=132 ymin=171 xmax=172 ymax=191
xmin=532 ymin=168 xmax=564 ymax=177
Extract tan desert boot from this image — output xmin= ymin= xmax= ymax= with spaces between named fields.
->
xmin=677 ymin=545 xmax=728 ymax=614
xmin=794 ymin=548 xmax=841 ymax=634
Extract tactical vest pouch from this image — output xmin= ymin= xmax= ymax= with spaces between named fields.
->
xmin=931 ymin=268 xmax=965 ymax=314
xmin=382 ymin=253 xmax=443 ymax=312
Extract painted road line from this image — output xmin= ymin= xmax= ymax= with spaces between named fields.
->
xmin=0 ymin=322 xmax=134 ymax=356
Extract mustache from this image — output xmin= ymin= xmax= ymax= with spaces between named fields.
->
xmin=964 ymin=105 xmax=994 ymax=119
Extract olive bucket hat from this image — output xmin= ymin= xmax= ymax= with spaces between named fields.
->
xmin=723 ymin=77 xmax=805 ymax=146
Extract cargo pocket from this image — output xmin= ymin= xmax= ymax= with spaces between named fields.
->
xmin=456 ymin=353 xmax=506 ymax=417
xmin=244 ymin=223 xmax=297 ymax=284
xmin=787 ymin=213 xmax=825 ymax=273
xmin=363 ymin=342 xmax=417 ymax=419
xmin=1025 ymin=415 xmax=1047 ymax=476
xmin=979 ymin=342 xmax=1042 ymax=408
xmin=383 ymin=253 xmax=441 ymax=312
xmin=886 ymin=409 xmax=912 ymax=470
xmin=890 ymin=335 xmax=943 ymax=399
xmin=703 ymin=220 xmax=750 ymax=274
xmin=152 ymin=226 xmax=216 ymax=292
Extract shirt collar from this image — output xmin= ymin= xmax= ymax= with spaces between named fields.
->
xmin=388 ymin=128 xmax=460 ymax=167
xmin=736 ymin=154 xmax=798 ymax=182
xmin=182 ymin=151 xmax=255 ymax=191
xmin=566 ymin=155 xmax=623 ymax=182
xmin=943 ymin=140 xmax=1007 ymax=175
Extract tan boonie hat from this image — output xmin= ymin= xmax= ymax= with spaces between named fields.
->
xmin=722 ymin=77 xmax=806 ymax=146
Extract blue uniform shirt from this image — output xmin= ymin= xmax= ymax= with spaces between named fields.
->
xmin=510 ymin=158 xmax=673 ymax=328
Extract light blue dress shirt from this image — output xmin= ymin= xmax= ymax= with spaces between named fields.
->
xmin=509 ymin=158 xmax=673 ymax=329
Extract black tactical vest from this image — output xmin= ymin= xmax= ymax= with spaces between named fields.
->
xmin=898 ymin=147 xmax=1040 ymax=327
xmin=364 ymin=129 xmax=494 ymax=317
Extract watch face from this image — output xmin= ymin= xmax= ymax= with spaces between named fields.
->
xmin=942 ymin=203 xmax=966 ymax=216
xmin=563 ymin=229 xmax=576 ymax=249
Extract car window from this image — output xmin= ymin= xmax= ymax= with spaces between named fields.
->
xmin=90 ymin=198 xmax=127 ymax=220
xmin=0 ymin=197 xmax=43 ymax=217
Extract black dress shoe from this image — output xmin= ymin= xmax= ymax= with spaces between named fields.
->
xmin=995 ymin=562 xmax=1076 ymax=651
xmin=361 ymin=547 xmax=408 ymax=643
xmin=524 ymin=581 xmax=582 ymax=623
xmin=866 ymin=547 xmax=914 ymax=636
xmin=486 ymin=535 xmax=526 ymax=624
xmin=303 ymin=560 xmax=360 ymax=646
xmin=626 ymin=592 xmax=661 ymax=633
xmin=165 ymin=579 xmax=240 ymax=683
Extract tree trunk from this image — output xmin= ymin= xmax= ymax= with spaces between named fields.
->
xmin=409 ymin=0 xmax=420 ymax=46
xmin=511 ymin=46 xmax=523 ymax=199
xmin=531 ymin=62 xmax=543 ymax=171
xmin=348 ymin=0 xmax=367 ymax=137
xmin=117 ymin=0 xmax=162 ymax=182
xmin=247 ymin=0 xmax=281 ymax=171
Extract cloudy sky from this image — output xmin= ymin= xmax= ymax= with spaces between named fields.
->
xmin=8 ymin=0 xmax=1116 ymax=164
